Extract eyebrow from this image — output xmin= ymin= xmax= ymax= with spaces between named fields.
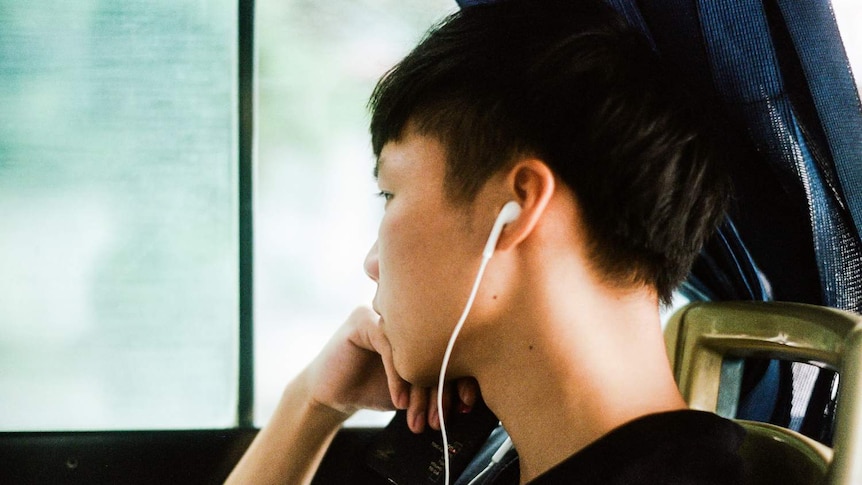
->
xmin=373 ymin=156 xmax=385 ymax=180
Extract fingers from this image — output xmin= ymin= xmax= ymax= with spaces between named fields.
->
xmin=340 ymin=307 xmax=484 ymax=433
xmin=428 ymin=387 xmax=440 ymax=431
xmin=422 ymin=378 xmax=482 ymax=431
xmin=371 ymin=330 xmax=410 ymax=410
xmin=457 ymin=377 xmax=479 ymax=411
xmin=346 ymin=307 xmax=409 ymax=410
xmin=407 ymin=386 xmax=429 ymax=434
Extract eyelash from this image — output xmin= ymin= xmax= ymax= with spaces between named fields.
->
xmin=376 ymin=191 xmax=393 ymax=202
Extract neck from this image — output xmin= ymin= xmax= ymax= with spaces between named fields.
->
xmin=467 ymin=264 xmax=686 ymax=483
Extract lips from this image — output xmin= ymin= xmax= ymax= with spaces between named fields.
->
xmin=372 ymin=292 xmax=383 ymax=316
xmin=371 ymin=300 xmax=385 ymax=326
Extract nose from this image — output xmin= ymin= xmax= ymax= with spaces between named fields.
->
xmin=364 ymin=240 xmax=380 ymax=282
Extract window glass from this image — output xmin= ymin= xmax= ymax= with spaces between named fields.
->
xmin=833 ymin=0 xmax=862 ymax=89
xmin=255 ymin=0 xmax=455 ymax=427
xmin=0 ymin=0 xmax=238 ymax=430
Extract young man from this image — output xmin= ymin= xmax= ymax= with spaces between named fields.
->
xmin=227 ymin=0 xmax=743 ymax=483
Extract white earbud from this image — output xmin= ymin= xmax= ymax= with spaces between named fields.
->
xmin=482 ymin=201 xmax=522 ymax=258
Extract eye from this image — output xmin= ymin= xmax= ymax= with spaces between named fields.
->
xmin=376 ymin=191 xmax=393 ymax=203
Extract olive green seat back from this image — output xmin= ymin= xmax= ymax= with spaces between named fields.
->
xmin=736 ymin=420 xmax=831 ymax=485
xmin=665 ymin=301 xmax=862 ymax=485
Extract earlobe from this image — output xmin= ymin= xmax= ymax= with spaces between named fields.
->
xmin=495 ymin=159 xmax=556 ymax=251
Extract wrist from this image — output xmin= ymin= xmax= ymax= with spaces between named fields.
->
xmin=289 ymin=370 xmax=354 ymax=428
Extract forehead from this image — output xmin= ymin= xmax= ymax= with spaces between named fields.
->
xmin=374 ymin=130 xmax=447 ymax=181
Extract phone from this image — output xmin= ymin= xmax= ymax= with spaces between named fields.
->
xmin=365 ymin=400 xmax=500 ymax=484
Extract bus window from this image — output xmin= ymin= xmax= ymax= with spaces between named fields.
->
xmin=0 ymin=0 xmax=456 ymax=433
xmin=0 ymin=0 xmax=239 ymax=431
xmin=254 ymin=0 xmax=455 ymax=428
xmin=834 ymin=0 xmax=862 ymax=89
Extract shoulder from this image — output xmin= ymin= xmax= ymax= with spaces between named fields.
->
xmin=530 ymin=410 xmax=745 ymax=485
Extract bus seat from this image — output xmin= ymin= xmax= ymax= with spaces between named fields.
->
xmin=664 ymin=301 xmax=862 ymax=485
xmin=736 ymin=420 xmax=832 ymax=485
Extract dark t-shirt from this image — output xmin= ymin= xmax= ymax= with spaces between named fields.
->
xmin=347 ymin=409 xmax=745 ymax=485
xmin=486 ymin=410 xmax=745 ymax=485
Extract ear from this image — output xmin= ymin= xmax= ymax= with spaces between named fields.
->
xmin=495 ymin=158 xmax=555 ymax=251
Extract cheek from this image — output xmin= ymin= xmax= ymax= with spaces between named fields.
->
xmin=381 ymin=220 xmax=461 ymax=303
xmin=377 ymin=211 xmax=491 ymax=384
xmin=377 ymin=214 xmax=455 ymax=317
xmin=378 ymin=211 xmax=437 ymax=286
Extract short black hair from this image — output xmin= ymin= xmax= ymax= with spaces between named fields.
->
xmin=369 ymin=0 xmax=732 ymax=304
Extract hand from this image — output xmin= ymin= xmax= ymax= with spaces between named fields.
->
xmin=303 ymin=307 xmax=481 ymax=433
xmin=226 ymin=308 xmax=484 ymax=485
xmin=304 ymin=307 xmax=405 ymax=417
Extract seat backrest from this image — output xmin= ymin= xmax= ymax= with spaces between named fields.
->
xmin=665 ymin=301 xmax=862 ymax=484
xmin=737 ymin=420 xmax=832 ymax=485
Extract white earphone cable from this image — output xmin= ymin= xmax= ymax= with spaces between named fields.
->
xmin=437 ymin=254 xmax=492 ymax=485
xmin=466 ymin=436 xmax=514 ymax=485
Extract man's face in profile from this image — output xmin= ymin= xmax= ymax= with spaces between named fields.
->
xmin=364 ymin=129 xmax=493 ymax=386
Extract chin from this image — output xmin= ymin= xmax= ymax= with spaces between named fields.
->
xmin=393 ymin=352 xmax=439 ymax=388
